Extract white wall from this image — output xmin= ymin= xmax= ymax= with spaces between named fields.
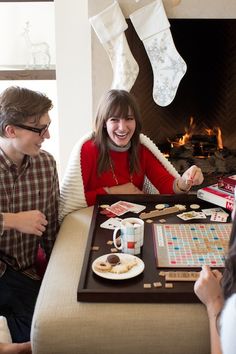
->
xmin=54 ymin=0 xmax=92 ymax=178
xmin=0 ymin=2 xmax=56 ymax=67
xmin=0 ymin=3 xmax=59 ymax=175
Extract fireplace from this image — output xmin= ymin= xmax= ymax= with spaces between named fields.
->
xmin=126 ymin=18 xmax=236 ymax=185
xmin=89 ymin=1 xmax=236 ymax=186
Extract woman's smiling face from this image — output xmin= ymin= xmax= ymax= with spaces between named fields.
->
xmin=105 ymin=107 xmax=136 ymax=147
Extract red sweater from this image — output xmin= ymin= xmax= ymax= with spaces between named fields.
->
xmin=81 ymin=139 xmax=175 ymax=206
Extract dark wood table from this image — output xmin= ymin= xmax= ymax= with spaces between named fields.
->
xmin=77 ymin=194 xmax=231 ymax=303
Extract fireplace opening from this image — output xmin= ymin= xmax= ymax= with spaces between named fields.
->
xmin=165 ymin=116 xmax=223 ymax=156
xmin=127 ymin=19 xmax=236 ymax=186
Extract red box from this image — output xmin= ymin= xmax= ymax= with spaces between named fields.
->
xmin=218 ymin=175 xmax=236 ymax=195
xmin=197 ymin=183 xmax=234 ymax=211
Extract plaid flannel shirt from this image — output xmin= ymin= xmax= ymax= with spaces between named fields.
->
xmin=0 ymin=148 xmax=59 ymax=280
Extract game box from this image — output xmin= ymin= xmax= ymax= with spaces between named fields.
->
xmin=77 ymin=194 xmax=232 ymax=303
xmin=197 ymin=183 xmax=234 ymax=211
xmin=218 ymin=175 xmax=236 ymax=195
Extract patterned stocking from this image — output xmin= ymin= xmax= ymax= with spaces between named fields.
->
xmin=130 ymin=0 xmax=187 ymax=106
xmin=89 ymin=1 xmax=139 ymax=91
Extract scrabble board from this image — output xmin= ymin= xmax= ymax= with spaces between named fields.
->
xmin=153 ymin=223 xmax=231 ymax=268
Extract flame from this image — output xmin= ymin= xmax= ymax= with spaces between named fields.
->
xmin=169 ymin=116 xmax=194 ymax=147
xmin=169 ymin=117 xmax=223 ymax=150
xmin=204 ymin=126 xmax=223 ymax=149
xmin=205 ymin=128 xmax=213 ymax=135
xmin=215 ymin=126 xmax=223 ymax=149
xmin=177 ymin=133 xmax=190 ymax=145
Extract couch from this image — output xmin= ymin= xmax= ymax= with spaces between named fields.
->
xmin=31 ymin=206 xmax=210 ymax=354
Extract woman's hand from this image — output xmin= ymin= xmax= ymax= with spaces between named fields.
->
xmin=194 ymin=265 xmax=224 ymax=317
xmin=106 ymin=182 xmax=144 ymax=195
xmin=194 ymin=266 xmax=224 ymax=354
xmin=0 ymin=341 xmax=32 ymax=354
xmin=178 ymin=165 xmax=204 ymax=191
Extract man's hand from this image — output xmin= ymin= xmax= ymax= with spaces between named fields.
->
xmin=3 ymin=210 xmax=48 ymax=236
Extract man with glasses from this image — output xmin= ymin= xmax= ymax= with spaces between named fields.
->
xmin=0 ymin=86 xmax=59 ymax=350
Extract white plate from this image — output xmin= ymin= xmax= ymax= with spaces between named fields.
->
xmin=92 ymin=253 xmax=145 ymax=280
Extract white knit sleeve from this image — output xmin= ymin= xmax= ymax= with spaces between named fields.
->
xmin=59 ymin=132 xmax=93 ymax=223
xmin=220 ymin=293 xmax=236 ymax=354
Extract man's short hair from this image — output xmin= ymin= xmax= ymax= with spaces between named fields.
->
xmin=0 ymin=86 xmax=53 ymax=137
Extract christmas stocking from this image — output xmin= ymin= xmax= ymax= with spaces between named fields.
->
xmin=89 ymin=1 xmax=139 ymax=92
xmin=130 ymin=0 xmax=187 ymax=106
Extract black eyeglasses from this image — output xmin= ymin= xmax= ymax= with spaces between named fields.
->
xmin=14 ymin=122 xmax=51 ymax=136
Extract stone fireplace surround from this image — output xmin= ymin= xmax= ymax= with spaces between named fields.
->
xmin=89 ymin=0 xmax=236 ymax=181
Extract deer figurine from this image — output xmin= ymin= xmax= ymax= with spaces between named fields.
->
xmin=22 ymin=21 xmax=51 ymax=69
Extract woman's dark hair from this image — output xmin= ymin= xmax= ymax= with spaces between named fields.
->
xmin=222 ymin=215 xmax=236 ymax=299
xmin=0 ymin=86 xmax=53 ymax=137
xmin=92 ymin=89 xmax=142 ymax=175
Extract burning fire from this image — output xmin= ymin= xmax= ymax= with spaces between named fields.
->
xmin=169 ymin=116 xmax=195 ymax=147
xmin=169 ymin=116 xmax=223 ymax=150
xmin=215 ymin=126 xmax=223 ymax=150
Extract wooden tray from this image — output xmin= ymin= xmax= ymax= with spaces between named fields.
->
xmin=77 ymin=194 xmax=231 ymax=303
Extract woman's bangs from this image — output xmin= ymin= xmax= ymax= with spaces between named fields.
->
xmin=107 ymin=100 xmax=130 ymax=120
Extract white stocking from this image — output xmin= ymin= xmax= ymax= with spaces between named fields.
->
xmin=130 ymin=0 xmax=187 ymax=106
xmin=89 ymin=1 xmax=139 ymax=92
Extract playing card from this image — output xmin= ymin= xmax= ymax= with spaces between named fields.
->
xmin=113 ymin=201 xmax=134 ymax=209
xmin=125 ymin=202 xmax=146 ymax=213
xmin=100 ymin=209 xmax=116 ymax=217
xmin=210 ymin=211 xmax=228 ymax=222
xmin=177 ymin=211 xmax=197 ymax=221
xmin=100 ymin=217 xmax=122 ymax=230
xmin=177 ymin=211 xmax=206 ymax=221
xmin=106 ymin=201 xmax=146 ymax=215
xmin=202 ymin=207 xmax=227 ymax=216
xmin=191 ymin=212 xmax=207 ymax=219
xmin=106 ymin=203 xmax=128 ymax=216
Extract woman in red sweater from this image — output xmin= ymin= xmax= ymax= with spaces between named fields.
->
xmin=59 ymin=90 xmax=203 ymax=220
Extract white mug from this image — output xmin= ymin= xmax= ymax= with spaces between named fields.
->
xmin=113 ymin=217 xmax=144 ymax=255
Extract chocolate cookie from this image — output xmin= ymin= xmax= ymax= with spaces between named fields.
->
xmin=106 ymin=254 xmax=120 ymax=266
